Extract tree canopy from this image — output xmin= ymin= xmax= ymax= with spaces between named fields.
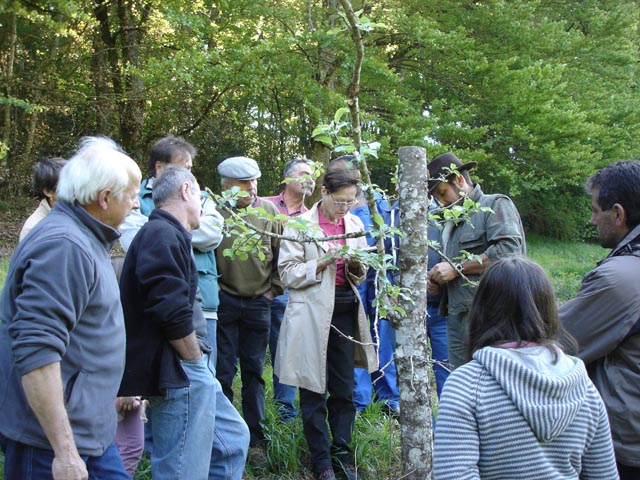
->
xmin=2 ymin=0 xmax=639 ymax=238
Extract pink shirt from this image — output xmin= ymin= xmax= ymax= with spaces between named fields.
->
xmin=263 ymin=192 xmax=308 ymax=217
xmin=318 ymin=204 xmax=347 ymax=286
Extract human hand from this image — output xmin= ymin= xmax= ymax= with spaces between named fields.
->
xmin=262 ymin=290 xmax=275 ymax=301
xmin=428 ymin=262 xmax=458 ymax=285
xmin=52 ymin=450 xmax=88 ymax=480
xmin=115 ymin=396 xmax=142 ymax=413
xmin=427 ymin=277 xmax=441 ymax=295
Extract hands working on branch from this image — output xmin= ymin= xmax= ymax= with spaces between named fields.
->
xmin=316 ymin=242 xmax=362 ymax=274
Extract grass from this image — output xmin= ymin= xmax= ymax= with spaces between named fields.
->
xmin=129 ymin=363 xmax=401 ymax=480
xmin=526 ymin=233 xmax=605 ymax=302
xmin=0 ymin=234 xmax=607 ymax=478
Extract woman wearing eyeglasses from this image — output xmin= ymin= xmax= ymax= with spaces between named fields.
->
xmin=274 ymin=166 xmax=377 ymax=480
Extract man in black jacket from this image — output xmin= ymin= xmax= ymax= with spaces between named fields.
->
xmin=119 ymin=166 xmax=249 ymax=480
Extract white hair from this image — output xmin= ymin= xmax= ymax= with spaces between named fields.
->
xmin=57 ymin=136 xmax=137 ymax=205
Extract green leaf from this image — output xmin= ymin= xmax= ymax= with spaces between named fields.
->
xmin=334 ymin=107 xmax=350 ymax=124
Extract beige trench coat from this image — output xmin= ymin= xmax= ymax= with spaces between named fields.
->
xmin=274 ymin=203 xmax=377 ymax=394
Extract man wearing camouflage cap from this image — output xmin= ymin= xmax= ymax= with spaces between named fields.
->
xmin=215 ymin=156 xmax=284 ymax=466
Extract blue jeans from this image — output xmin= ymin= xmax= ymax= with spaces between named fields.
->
xmin=210 ymin=376 xmax=250 ymax=480
xmin=426 ymin=304 xmax=450 ymax=398
xmin=149 ymin=354 xmax=249 ymax=480
xmin=353 ymin=273 xmax=400 ymax=411
xmin=206 ymin=316 xmax=218 ymax=367
xmin=269 ymin=290 xmax=298 ymax=420
xmin=144 ymin=318 xmax=220 ymax=457
xmin=2 ymin=440 xmax=129 ymax=480
xmin=216 ymin=290 xmax=271 ymax=447
xmin=353 ymin=319 xmax=400 ymax=411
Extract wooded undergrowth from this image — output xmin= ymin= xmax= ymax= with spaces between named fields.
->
xmin=2 ymin=1 xmax=639 ymax=239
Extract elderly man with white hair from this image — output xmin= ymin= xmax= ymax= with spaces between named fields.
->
xmin=0 ymin=136 xmax=141 ymax=479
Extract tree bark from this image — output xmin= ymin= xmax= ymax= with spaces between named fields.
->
xmin=1 ymin=9 xmax=17 ymax=168
xmin=395 ymin=145 xmax=434 ymax=480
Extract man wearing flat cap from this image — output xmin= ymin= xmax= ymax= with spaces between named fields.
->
xmin=215 ymin=156 xmax=284 ymax=466
xmin=427 ymin=152 xmax=526 ymax=369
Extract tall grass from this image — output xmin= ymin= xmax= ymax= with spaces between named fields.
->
xmin=0 ymin=234 xmax=607 ymax=479
xmin=526 ymin=233 xmax=605 ymax=302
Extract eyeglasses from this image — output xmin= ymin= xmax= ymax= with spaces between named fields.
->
xmin=330 ymin=193 xmax=357 ymax=207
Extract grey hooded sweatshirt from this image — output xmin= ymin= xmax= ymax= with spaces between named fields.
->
xmin=434 ymin=346 xmax=619 ymax=480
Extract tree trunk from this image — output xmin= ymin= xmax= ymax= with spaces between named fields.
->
xmin=117 ymin=0 xmax=146 ymax=155
xmin=1 ymin=9 xmax=17 ymax=168
xmin=395 ymin=145 xmax=434 ymax=480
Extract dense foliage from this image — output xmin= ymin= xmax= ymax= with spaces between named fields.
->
xmin=2 ymin=0 xmax=639 ymax=238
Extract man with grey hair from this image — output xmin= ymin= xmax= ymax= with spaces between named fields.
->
xmin=0 ymin=136 xmax=141 ymax=479
xmin=119 ymin=166 xmax=249 ymax=479
xmin=263 ymin=157 xmax=316 ymax=421
xmin=215 ymin=156 xmax=283 ymax=465
xmin=560 ymin=160 xmax=640 ymax=479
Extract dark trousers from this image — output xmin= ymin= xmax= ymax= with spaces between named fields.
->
xmin=216 ymin=289 xmax=271 ymax=447
xmin=3 ymin=440 xmax=130 ymax=480
xmin=618 ymin=462 xmax=640 ymax=480
xmin=300 ymin=292 xmax=357 ymax=474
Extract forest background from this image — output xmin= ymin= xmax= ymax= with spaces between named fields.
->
xmin=1 ymin=1 xmax=636 ymax=477
xmin=2 ymin=0 xmax=640 ymax=242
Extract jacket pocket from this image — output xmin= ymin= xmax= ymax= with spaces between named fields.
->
xmin=459 ymin=227 xmax=486 ymax=253
xmin=64 ymin=370 xmax=88 ymax=412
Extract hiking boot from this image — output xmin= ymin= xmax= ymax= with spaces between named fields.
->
xmin=315 ymin=468 xmax=337 ymax=480
xmin=247 ymin=444 xmax=268 ymax=468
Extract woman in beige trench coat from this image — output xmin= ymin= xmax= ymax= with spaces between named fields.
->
xmin=274 ymin=167 xmax=377 ymax=480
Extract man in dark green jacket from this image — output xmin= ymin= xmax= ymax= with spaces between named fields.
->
xmin=427 ymin=152 xmax=526 ymax=369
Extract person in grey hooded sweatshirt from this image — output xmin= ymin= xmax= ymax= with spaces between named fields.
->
xmin=434 ymin=257 xmax=618 ymax=480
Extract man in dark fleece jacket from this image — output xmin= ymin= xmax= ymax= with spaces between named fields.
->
xmin=119 ymin=166 xmax=248 ymax=480
xmin=0 ymin=136 xmax=141 ymax=480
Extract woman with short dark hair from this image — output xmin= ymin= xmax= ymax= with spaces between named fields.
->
xmin=434 ymin=256 xmax=618 ymax=479
xmin=19 ymin=157 xmax=68 ymax=241
xmin=275 ymin=166 xmax=377 ymax=480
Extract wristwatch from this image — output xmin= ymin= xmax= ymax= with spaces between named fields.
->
xmin=454 ymin=262 xmax=464 ymax=274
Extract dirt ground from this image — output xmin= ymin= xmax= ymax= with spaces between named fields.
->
xmin=0 ymin=196 xmax=38 ymax=257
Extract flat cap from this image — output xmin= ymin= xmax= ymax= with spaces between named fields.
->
xmin=217 ymin=156 xmax=262 ymax=180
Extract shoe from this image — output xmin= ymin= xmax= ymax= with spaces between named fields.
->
xmin=381 ymin=402 xmax=400 ymax=419
xmin=247 ymin=444 xmax=268 ymax=468
xmin=315 ymin=468 xmax=337 ymax=480
xmin=333 ymin=460 xmax=359 ymax=480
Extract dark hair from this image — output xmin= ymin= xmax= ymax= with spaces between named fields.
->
xmin=147 ymin=134 xmax=196 ymax=176
xmin=467 ymin=256 xmax=576 ymax=362
xmin=329 ymin=155 xmax=359 ymax=171
xmin=322 ymin=166 xmax=359 ymax=194
xmin=33 ymin=157 xmax=68 ymax=199
xmin=327 ymin=155 xmax=362 ymax=188
xmin=282 ymin=157 xmax=314 ymax=179
xmin=448 ymin=169 xmax=472 ymax=186
xmin=586 ymin=160 xmax=640 ymax=229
